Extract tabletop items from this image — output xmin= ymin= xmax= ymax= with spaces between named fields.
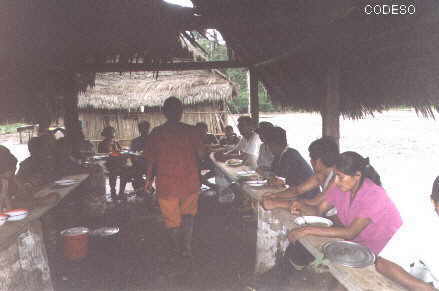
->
xmin=322 ymin=240 xmax=376 ymax=268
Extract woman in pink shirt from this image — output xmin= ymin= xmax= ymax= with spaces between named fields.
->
xmin=289 ymin=151 xmax=402 ymax=255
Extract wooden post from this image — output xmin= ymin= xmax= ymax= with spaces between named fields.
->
xmin=62 ymin=72 xmax=82 ymax=158
xmin=321 ymin=63 xmax=341 ymax=147
xmin=248 ymin=68 xmax=259 ymax=124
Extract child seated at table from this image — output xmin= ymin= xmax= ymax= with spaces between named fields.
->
xmin=98 ymin=126 xmax=128 ymax=201
xmin=219 ymin=125 xmax=240 ymax=146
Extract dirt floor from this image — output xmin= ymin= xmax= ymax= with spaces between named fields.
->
xmin=46 ymin=189 xmax=335 ymax=291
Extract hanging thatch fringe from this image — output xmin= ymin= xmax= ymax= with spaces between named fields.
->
xmin=78 ymin=70 xmax=237 ymax=110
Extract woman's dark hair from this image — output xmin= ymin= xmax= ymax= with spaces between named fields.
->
xmin=308 ymin=137 xmax=339 ymax=167
xmin=336 ymin=151 xmax=382 ymax=187
xmin=0 ymin=145 xmax=17 ymax=174
xmin=101 ymin=126 xmax=115 ymax=138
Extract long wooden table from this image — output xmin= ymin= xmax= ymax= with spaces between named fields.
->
xmin=0 ymin=173 xmax=89 ymax=291
xmin=211 ymin=154 xmax=406 ymax=291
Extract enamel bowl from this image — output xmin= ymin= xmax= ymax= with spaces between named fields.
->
xmin=0 ymin=214 xmax=9 ymax=226
xmin=5 ymin=209 xmax=29 ymax=222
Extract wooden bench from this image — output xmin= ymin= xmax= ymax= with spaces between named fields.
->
xmin=16 ymin=125 xmax=36 ymax=144
xmin=211 ymin=153 xmax=406 ymax=291
xmin=0 ymin=173 xmax=89 ymax=291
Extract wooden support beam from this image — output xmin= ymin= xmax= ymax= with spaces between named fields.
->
xmin=75 ymin=60 xmax=250 ymax=73
xmin=321 ymin=63 xmax=340 ymax=147
xmin=248 ymin=68 xmax=259 ymax=124
xmin=62 ymin=73 xmax=82 ymax=158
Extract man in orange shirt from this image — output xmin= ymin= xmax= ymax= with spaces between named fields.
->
xmin=144 ymin=97 xmax=206 ymax=257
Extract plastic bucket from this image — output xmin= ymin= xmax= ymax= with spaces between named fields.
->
xmin=60 ymin=227 xmax=89 ymax=261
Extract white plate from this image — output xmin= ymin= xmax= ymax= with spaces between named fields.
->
xmin=92 ymin=155 xmax=108 ymax=160
xmin=326 ymin=207 xmax=338 ymax=217
xmin=237 ymin=170 xmax=256 ymax=176
xmin=294 ymin=216 xmax=333 ymax=227
xmin=5 ymin=210 xmax=29 ymax=222
xmin=225 ymin=159 xmax=243 ymax=167
xmin=244 ymin=180 xmax=268 ymax=187
xmin=54 ymin=179 xmax=78 ymax=186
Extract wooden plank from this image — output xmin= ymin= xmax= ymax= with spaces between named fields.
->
xmin=0 ymin=174 xmax=89 ymax=249
xmin=321 ymin=63 xmax=340 ymax=146
xmin=210 ymin=154 xmax=406 ymax=291
xmin=248 ymin=68 xmax=259 ymax=124
xmin=75 ymin=60 xmax=250 ymax=73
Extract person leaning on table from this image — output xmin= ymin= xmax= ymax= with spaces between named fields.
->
xmin=215 ymin=116 xmax=261 ymax=168
xmin=288 ymin=152 xmax=402 ymax=252
xmin=263 ymin=126 xmax=319 ymax=199
xmin=263 ymin=136 xmax=339 ymax=209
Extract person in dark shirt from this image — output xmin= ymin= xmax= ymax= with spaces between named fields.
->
xmin=195 ymin=122 xmax=217 ymax=190
xmin=130 ymin=121 xmax=151 ymax=194
xmin=219 ymin=125 xmax=240 ymax=146
xmin=16 ymin=136 xmax=56 ymax=193
xmin=53 ymin=137 xmax=82 ymax=177
xmin=130 ymin=121 xmax=150 ymax=152
xmin=0 ymin=145 xmax=18 ymax=211
xmin=264 ymin=127 xmax=319 ymax=199
xmin=195 ymin=122 xmax=218 ymax=145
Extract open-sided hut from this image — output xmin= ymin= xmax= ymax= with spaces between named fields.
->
xmin=78 ymin=70 xmax=237 ymax=143
xmin=2 ymin=1 xmax=439 ymax=290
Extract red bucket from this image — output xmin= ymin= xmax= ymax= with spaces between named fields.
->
xmin=60 ymin=227 xmax=89 ymax=261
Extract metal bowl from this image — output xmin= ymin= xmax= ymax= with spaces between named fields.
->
xmin=322 ymin=240 xmax=375 ymax=268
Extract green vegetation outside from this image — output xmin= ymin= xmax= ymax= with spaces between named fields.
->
xmin=196 ymin=34 xmax=281 ymax=114
xmin=0 ymin=123 xmax=27 ymax=135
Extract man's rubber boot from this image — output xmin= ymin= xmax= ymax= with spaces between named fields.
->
xmin=168 ymin=227 xmax=181 ymax=254
xmin=181 ymin=215 xmax=194 ymax=257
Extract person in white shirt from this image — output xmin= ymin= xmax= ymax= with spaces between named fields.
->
xmin=375 ymin=177 xmax=439 ymax=291
xmin=255 ymin=121 xmax=275 ymax=176
xmin=217 ymin=116 xmax=261 ymax=169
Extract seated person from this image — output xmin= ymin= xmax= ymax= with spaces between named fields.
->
xmin=196 ymin=122 xmax=218 ymax=190
xmin=263 ymin=136 xmax=339 ymax=207
xmin=264 ymin=127 xmax=319 ymax=199
xmin=195 ymin=122 xmax=218 ymax=145
xmin=131 ymin=121 xmax=150 ymax=152
xmin=98 ymin=126 xmax=127 ymax=201
xmin=216 ymin=116 xmax=261 ymax=169
xmin=54 ymin=137 xmax=83 ymax=177
xmin=16 ymin=136 xmax=56 ymax=192
xmin=255 ymin=121 xmax=274 ymax=176
xmin=98 ymin=126 xmax=121 ymax=153
xmin=286 ymin=152 xmax=402 ymax=274
xmin=374 ymin=177 xmax=439 ymax=291
xmin=219 ymin=125 xmax=240 ymax=146
xmin=0 ymin=146 xmax=18 ymax=211
xmin=79 ymin=131 xmax=95 ymax=157
xmin=130 ymin=121 xmax=150 ymax=193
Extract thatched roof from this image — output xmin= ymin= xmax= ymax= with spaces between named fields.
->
xmin=78 ymin=70 xmax=237 ymax=110
xmin=193 ymin=0 xmax=439 ymax=118
xmin=3 ymin=0 xmax=439 ymax=121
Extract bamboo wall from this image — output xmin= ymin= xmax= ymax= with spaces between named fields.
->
xmin=79 ymin=103 xmax=227 ymax=146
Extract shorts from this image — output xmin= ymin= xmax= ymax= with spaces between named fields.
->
xmin=158 ymin=192 xmax=199 ymax=228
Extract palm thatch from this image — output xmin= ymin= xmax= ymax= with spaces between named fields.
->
xmin=193 ymin=0 xmax=439 ymax=118
xmin=78 ymin=70 xmax=237 ymax=110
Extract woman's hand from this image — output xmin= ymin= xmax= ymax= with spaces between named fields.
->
xmin=267 ymin=176 xmax=285 ymax=186
xmin=262 ymin=192 xmax=278 ymax=199
xmin=290 ymin=200 xmax=303 ymax=216
xmin=288 ymin=227 xmax=310 ymax=242
xmin=261 ymin=198 xmax=276 ymax=210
